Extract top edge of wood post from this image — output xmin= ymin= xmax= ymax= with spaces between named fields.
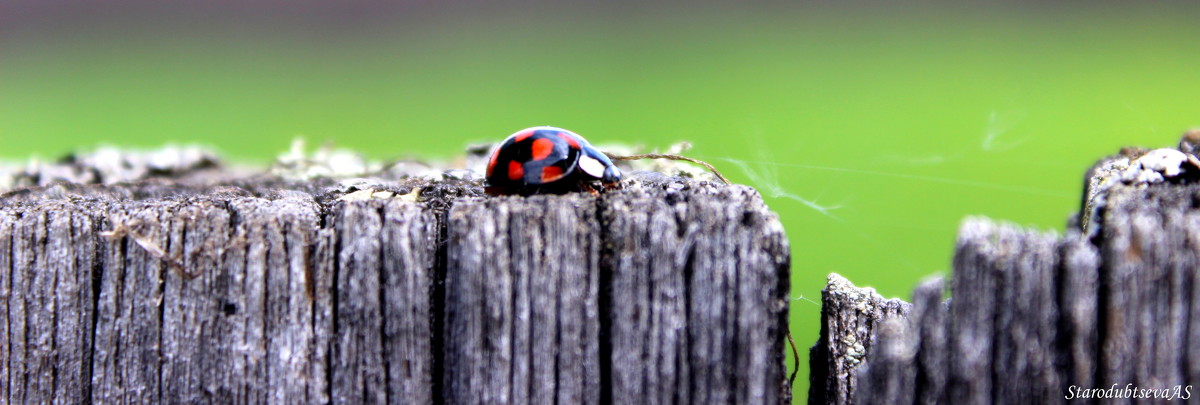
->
xmin=0 ymin=144 xmax=750 ymax=207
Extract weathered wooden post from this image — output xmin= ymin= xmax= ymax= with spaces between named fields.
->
xmin=0 ymin=146 xmax=791 ymax=404
xmin=810 ymin=135 xmax=1200 ymax=404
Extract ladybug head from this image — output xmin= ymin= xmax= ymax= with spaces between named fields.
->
xmin=602 ymin=165 xmax=622 ymax=186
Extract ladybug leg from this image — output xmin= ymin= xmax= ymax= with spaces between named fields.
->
xmin=579 ymin=181 xmax=601 ymax=196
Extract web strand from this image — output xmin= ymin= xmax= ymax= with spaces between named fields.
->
xmin=606 ymin=152 xmax=731 ymax=185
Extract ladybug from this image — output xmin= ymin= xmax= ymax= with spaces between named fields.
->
xmin=485 ymin=126 xmax=623 ymax=196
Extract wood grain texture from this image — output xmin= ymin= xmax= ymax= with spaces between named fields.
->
xmin=603 ymin=185 xmax=791 ymax=405
xmin=813 ymin=141 xmax=1200 ymax=404
xmin=1098 ymin=182 xmax=1198 ymax=402
xmin=443 ymin=194 xmax=601 ymax=405
xmin=807 ymin=274 xmax=911 ymax=405
xmin=0 ymin=150 xmax=791 ymax=404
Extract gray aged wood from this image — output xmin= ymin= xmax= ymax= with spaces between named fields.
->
xmin=0 ymin=148 xmax=791 ymax=404
xmin=603 ymin=185 xmax=791 ymax=405
xmin=443 ymin=195 xmax=601 ymax=404
xmin=807 ymin=274 xmax=910 ymax=405
xmin=812 ymin=138 xmax=1200 ymax=404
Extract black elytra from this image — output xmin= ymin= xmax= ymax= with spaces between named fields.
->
xmin=484 ymin=126 xmax=622 ymax=196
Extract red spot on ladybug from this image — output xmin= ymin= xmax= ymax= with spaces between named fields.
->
xmin=531 ymin=138 xmax=555 ymax=161
xmin=507 ymin=160 xmax=524 ymax=181
xmin=514 ymin=130 xmax=534 ymax=142
xmin=541 ymin=165 xmax=564 ymax=182
xmin=557 ymin=132 xmax=580 ymax=149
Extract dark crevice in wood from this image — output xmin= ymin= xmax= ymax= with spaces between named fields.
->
xmin=84 ymin=214 xmax=102 ymax=405
xmin=512 ymin=202 xmax=525 ymax=401
xmin=154 ymin=209 xmax=167 ymax=405
xmin=17 ymin=213 xmax=28 ymax=404
xmin=374 ymin=204 xmax=391 ymax=405
xmin=1086 ymin=181 xmax=1117 ymax=397
xmin=1182 ymin=257 xmax=1195 ymax=396
xmin=177 ymin=210 xmax=189 ymax=281
xmin=324 ymin=208 xmax=340 ymax=405
xmin=111 ymin=222 xmax=127 ymax=402
xmin=681 ymin=218 xmax=700 ymax=405
xmin=431 ymin=209 xmax=448 ymax=405
xmin=504 ymin=205 xmax=518 ymax=401
xmin=595 ymin=195 xmax=615 ymax=405
xmin=985 ymin=237 xmax=1001 ymax=405
xmin=731 ymin=220 xmax=743 ymax=405
xmin=1099 ymin=227 xmax=1123 ymax=393
xmin=260 ymin=203 xmax=272 ymax=403
xmin=680 ymin=243 xmax=696 ymax=405
xmin=279 ymin=216 xmax=292 ymax=401
xmin=546 ymin=213 xmax=562 ymax=405
xmin=642 ymin=206 xmax=655 ymax=398
xmin=5 ymin=216 xmax=12 ymax=405
xmin=1095 ymin=229 xmax=1115 ymax=391
xmin=776 ymin=230 xmax=792 ymax=404
xmin=552 ymin=219 xmax=561 ymax=405
xmin=1049 ymin=237 xmax=1073 ymax=399
xmin=47 ymin=212 xmax=60 ymax=404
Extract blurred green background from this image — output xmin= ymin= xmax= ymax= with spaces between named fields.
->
xmin=3 ymin=1 xmax=1198 ymax=401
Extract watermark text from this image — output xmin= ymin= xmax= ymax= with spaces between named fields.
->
xmin=1065 ymin=384 xmax=1191 ymax=401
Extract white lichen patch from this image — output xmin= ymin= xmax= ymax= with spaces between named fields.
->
xmin=825 ymin=273 xmax=882 ymax=313
xmin=841 ymin=333 xmax=866 ymax=367
xmin=338 ymin=188 xmax=380 ymax=201
xmin=1120 ymin=148 xmax=1195 ymax=184
xmin=336 ymin=186 xmax=422 ymax=202
xmin=397 ymin=187 xmax=422 ymax=202
xmin=272 ymin=138 xmax=374 ymax=180
xmin=0 ymin=144 xmax=221 ymax=192
xmin=823 ymin=272 xmax=915 ymax=374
